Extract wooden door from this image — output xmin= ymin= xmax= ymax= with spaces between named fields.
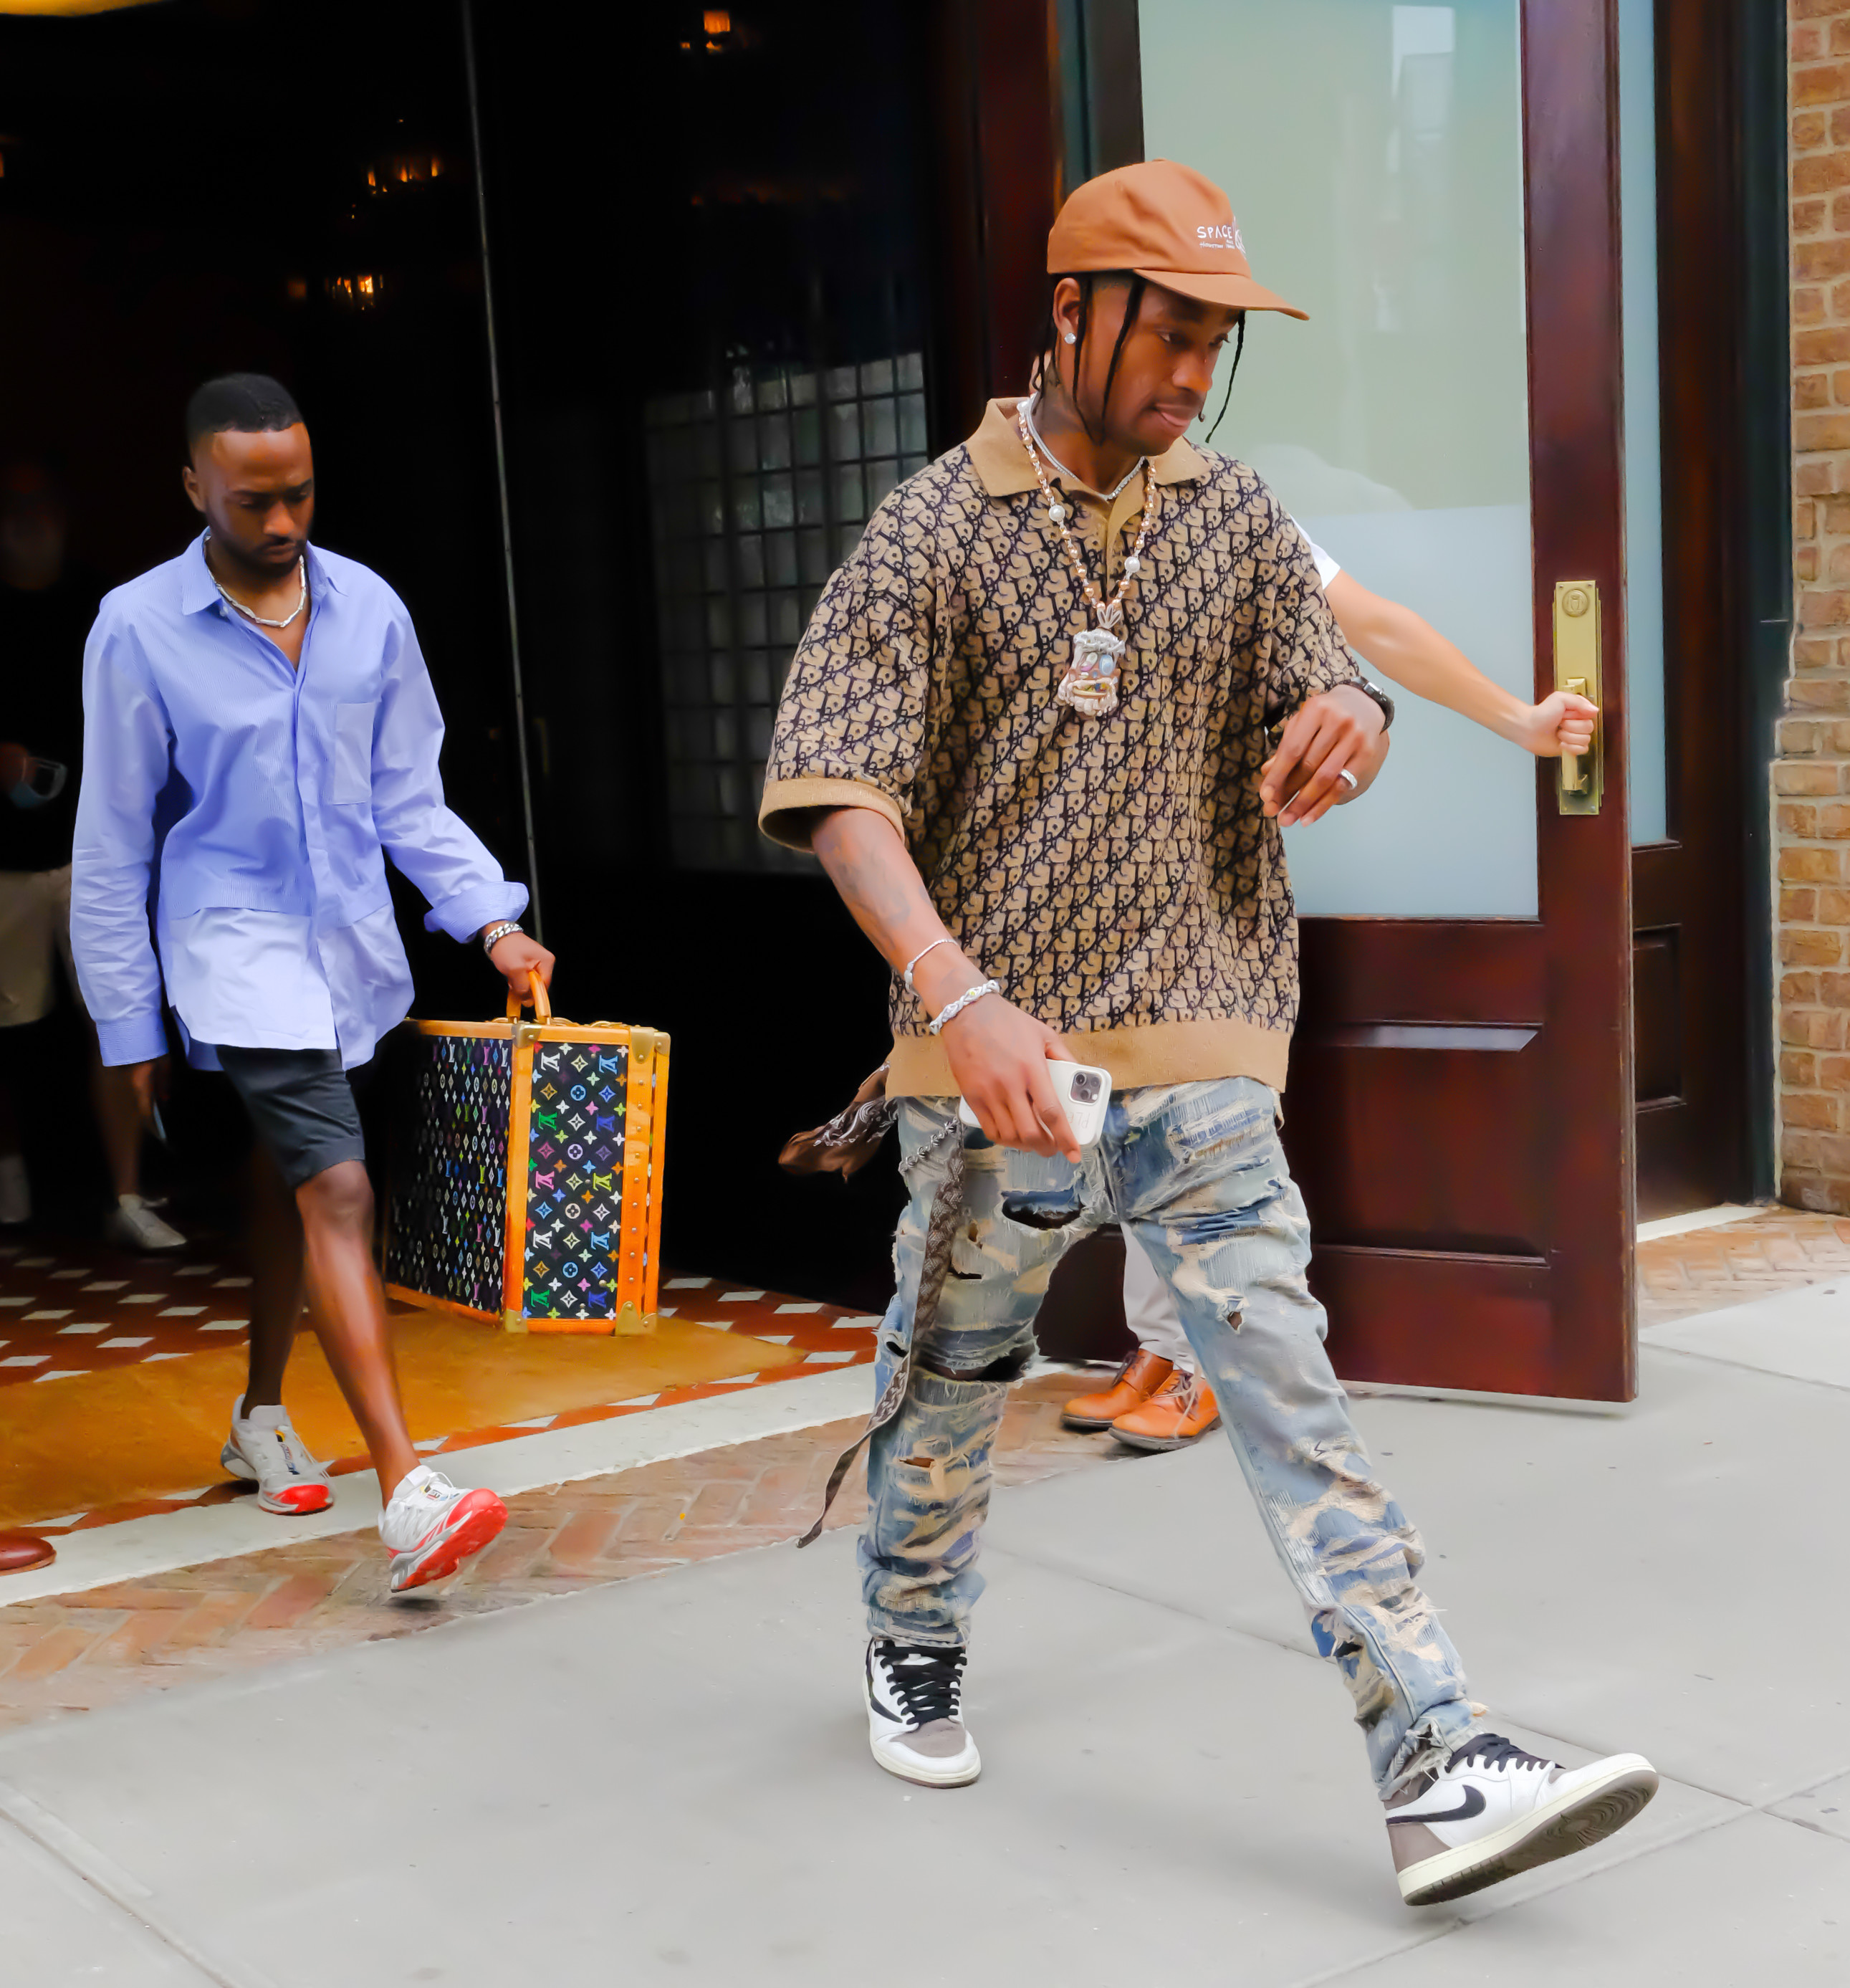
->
xmin=1136 ymin=0 xmax=1638 ymax=1400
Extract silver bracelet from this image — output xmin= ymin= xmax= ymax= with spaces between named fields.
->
xmin=480 ymin=920 xmax=522 ymax=956
xmin=927 ymin=979 xmax=1001 ymax=1036
xmin=902 ymin=936 xmax=957 ymax=997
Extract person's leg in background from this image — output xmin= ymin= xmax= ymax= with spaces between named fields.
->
xmin=1108 ymin=1228 xmax=1224 ymax=1452
xmin=214 ymin=1046 xmax=505 ymax=1591
xmin=860 ymin=1098 xmax=1093 ymax=1786
xmin=1060 ymin=1227 xmax=1222 ymax=1446
xmin=1118 ymin=1077 xmax=1656 ymax=1904
xmin=0 ymin=867 xmax=56 ymax=1226
xmin=47 ymin=865 xmax=183 ymax=1251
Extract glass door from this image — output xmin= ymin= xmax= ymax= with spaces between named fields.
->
xmin=1139 ymin=0 xmax=1638 ymax=1398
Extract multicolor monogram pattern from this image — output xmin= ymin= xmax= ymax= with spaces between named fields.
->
xmin=521 ymin=1038 xmax=630 ymax=1322
xmin=384 ymin=1035 xmax=512 ymax=1316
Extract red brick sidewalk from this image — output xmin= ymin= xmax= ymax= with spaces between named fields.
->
xmin=2 ymin=1205 xmax=1843 ymax=1738
xmin=0 ymin=1370 xmax=1130 ymax=1734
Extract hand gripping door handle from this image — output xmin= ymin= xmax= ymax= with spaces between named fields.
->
xmin=1553 ymin=580 xmax=1603 ymax=816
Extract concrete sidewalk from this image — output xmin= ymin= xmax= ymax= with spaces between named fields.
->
xmin=1 ymin=1289 xmax=1846 ymax=1986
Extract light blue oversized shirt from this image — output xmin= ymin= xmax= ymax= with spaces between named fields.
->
xmin=71 ymin=535 xmax=526 ymax=1070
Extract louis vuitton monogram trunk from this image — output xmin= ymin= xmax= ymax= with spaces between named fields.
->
xmin=383 ymin=977 xmax=669 ymax=1334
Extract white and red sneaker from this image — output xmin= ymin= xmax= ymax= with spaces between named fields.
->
xmin=379 ymin=1466 xmax=507 ymax=1595
xmin=1389 ymin=1732 xmax=1658 ymax=1906
xmin=221 ymin=1401 xmax=333 ymax=1515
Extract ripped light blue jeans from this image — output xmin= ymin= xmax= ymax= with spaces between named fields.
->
xmin=859 ymin=1076 xmax=1482 ymax=1797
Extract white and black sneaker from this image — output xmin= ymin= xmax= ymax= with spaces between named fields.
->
xmin=865 ymin=1638 xmax=981 ymax=1788
xmin=1388 ymin=1732 xmax=1658 ymax=1906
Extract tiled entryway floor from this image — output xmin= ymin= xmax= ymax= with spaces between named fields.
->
xmin=0 ymin=1236 xmax=876 ymax=1536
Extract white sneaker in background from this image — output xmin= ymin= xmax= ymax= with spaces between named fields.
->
xmin=0 ymin=1154 xmax=29 ymax=1227
xmin=378 ymin=1466 xmax=507 ymax=1595
xmin=106 ymin=1194 xmax=185 ymax=1252
xmin=1389 ymin=1732 xmax=1658 ymax=1906
xmin=221 ymin=1399 xmax=334 ymax=1515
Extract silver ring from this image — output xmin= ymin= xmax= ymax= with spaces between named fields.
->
xmin=1338 ymin=768 xmax=1358 ymax=791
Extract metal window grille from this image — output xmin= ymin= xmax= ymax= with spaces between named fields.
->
xmin=643 ymin=352 xmax=929 ymax=871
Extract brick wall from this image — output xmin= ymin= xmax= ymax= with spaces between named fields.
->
xmin=1783 ymin=3 xmax=1850 ymax=1215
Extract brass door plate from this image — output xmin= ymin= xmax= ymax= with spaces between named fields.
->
xmin=1553 ymin=580 xmax=1602 ymax=816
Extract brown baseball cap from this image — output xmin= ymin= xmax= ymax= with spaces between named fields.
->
xmin=1047 ymin=159 xmax=1307 ymax=321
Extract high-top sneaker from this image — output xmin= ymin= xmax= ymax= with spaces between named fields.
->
xmin=865 ymin=1638 xmax=981 ymax=1788
xmin=1389 ymin=1733 xmax=1658 ymax=1906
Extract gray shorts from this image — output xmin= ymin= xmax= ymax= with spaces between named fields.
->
xmin=214 ymin=1046 xmax=367 ymax=1189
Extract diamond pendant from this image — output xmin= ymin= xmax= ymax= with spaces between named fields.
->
xmin=1055 ymin=623 xmax=1126 ymax=718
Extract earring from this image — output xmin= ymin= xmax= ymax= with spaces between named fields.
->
xmin=1063 ymin=331 xmax=1077 ymax=345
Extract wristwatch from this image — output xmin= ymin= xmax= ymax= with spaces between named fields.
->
xmin=1351 ymin=679 xmax=1396 ymax=731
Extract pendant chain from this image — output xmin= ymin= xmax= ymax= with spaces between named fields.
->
xmin=1015 ymin=404 xmax=1155 ymax=637
xmin=205 ymin=533 xmax=308 ymax=631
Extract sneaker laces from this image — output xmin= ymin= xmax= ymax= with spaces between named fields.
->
xmin=1449 ymin=1733 xmax=1551 ymax=1777
xmin=875 ymin=1642 xmax=966 ymax=1727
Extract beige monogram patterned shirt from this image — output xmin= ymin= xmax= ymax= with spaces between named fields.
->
xmin=759 ymin=398 xmax=1361 ymax=1097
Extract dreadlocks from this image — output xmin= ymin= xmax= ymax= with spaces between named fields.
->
xmin=1034 ymin=277 xmax=1247 ymax=446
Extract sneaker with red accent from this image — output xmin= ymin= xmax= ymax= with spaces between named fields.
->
xmin=379 ymin=1465 xmax=507 ymax=1595
xmin=221 ymin=1402 xmax=334 ymax=1514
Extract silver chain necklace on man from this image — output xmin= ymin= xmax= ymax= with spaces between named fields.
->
xmin=1017 ymin=397 xmax=1156 ymax=719
xmin=204 ymin=532 xmax=308 ymax=631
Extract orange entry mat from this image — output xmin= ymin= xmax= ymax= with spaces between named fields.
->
xmin=0 ymin=1310 xmax=804 ymax=1531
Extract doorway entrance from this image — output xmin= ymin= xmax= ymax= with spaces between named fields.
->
xmin=1134 ymin=0 xmax=1757 ymax=1398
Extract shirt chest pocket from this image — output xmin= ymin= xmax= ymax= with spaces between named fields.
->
xmin=330 ymin=702 xmax=376 ymax=807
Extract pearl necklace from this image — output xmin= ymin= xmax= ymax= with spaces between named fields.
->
xmin=206 ymin=535 xmax=308 ymax=631
xmin=1016 ymin=402 xmax=1155 ymax=718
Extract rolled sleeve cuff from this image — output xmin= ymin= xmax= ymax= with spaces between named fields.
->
xmin=423 ymin=880 xmax=529 ymax=945
xmin=95 ymin=1011 xmax=171 ymax=1069
xmin=759 ymin=776 xmax=904 ymax=852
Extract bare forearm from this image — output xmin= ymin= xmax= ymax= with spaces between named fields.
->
xmin=1328 ymin=577 xmax=1528 ymax=744
xmin=810 ymin=806 xmax=978 ymax=1011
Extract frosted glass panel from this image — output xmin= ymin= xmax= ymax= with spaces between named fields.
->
xmin=1619 ymin=0 xmax=1667 ymax=844
xmin=1140 ymin=0 xmax=1537 ymax=915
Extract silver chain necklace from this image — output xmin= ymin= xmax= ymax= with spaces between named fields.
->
xmin=1021 ymin=393 xmax=1146 ymax=501
xmin=205 ymin=535 xmax=307 ymax=631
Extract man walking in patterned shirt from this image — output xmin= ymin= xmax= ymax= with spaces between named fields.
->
xmin=759 ymin=162 xmax=1656 ymax=1907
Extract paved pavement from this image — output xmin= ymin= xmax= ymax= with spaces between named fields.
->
xmin=1 ymin=1272 xmax=1846 ymax=1987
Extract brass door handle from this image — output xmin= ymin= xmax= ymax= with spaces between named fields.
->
xmin=1553 ymin=582 xmax=1601 ymax=816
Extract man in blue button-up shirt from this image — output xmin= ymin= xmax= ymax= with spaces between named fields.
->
xmin=72 ymin=374 xmax=547 ymax=1593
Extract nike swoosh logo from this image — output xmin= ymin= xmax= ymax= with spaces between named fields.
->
xmin=1388 ymin=1785 xmax=1487 ymax=1826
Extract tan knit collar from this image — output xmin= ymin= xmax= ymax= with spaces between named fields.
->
xmin=963 ymin=396 xmax=1209 ymax=499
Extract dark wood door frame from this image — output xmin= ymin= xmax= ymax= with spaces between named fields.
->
xmin=1638 ymin=0 xmax=1788 ymax=1215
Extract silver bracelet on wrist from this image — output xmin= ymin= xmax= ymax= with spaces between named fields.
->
xmin=480 ymin=920 xmax=522 ymax=957
xmin=927 ymin=979 xmax=1002 ymax=1036
xmin=902 ymin=936 xmax=957 ymax=997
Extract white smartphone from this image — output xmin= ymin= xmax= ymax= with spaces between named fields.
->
xmin=959 ymin=1059 xmax=1113 ymax=1147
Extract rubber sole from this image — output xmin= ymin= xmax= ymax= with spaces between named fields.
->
xmin=388 ymin=1490 xmax=508 ymax=1595
xmin=1059 ymin=1411 xmax=1120 ymax=1432
xmin=1399 ymin=1759 xmax=1659 ymax=1906
xmin=1108 ymin=1416 xmax=1222 ymax=1453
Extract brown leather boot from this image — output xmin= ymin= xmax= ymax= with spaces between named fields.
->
xmin=0 ymin=1531 xmax=55 ymax=1575
xmin=1061 ymin=1349 xmax=1174 ymax=1430
xmin=1109 ymin=1369 xmax=1221 ymax=1451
